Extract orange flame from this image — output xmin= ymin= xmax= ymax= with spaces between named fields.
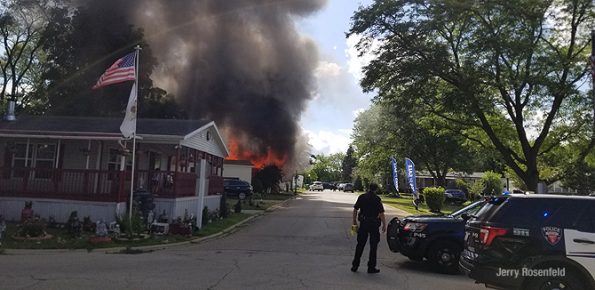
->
xmin=226 ymin=137 xmax=287 ymax=169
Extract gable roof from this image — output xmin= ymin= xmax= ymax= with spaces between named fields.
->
xmin=0 ymin=116 xmax=210 ymax=138
xmin=0 ymin=115 xmax=229 ymax=158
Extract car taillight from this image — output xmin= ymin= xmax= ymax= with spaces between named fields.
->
xmin=403 ymin=222 xmax=427 ymax=232
xmin=479 ymin=226 xmax=508 ymax=246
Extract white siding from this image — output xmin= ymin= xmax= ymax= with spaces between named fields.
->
xmin=0 ymin=197 xmax=125 ymax=223
xmin=180 ymin=125 xmax=227 ymax=158
xmin=223 ymin=164 xmax=253 ymax=184
xmin=153 ymin=195 xmax=221 ymax=221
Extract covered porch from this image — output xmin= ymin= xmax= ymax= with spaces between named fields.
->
xmin=0 ymin=117 xmax=229 ymax=223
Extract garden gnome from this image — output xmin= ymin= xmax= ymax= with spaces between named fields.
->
xmin=21 ymin=201 xmax=33 ymax=222
xmin=113 ymin=224 xmax=121 ymax=239
xmin=95 ymin=219 xmax=108 ymax=237
xmin=147 ymin=210 xmax=155 ymax=227
xmin=0 ymin=215 xmax=6 ymax=245
xmin=67 ymin=211 xmax=82 ymax=237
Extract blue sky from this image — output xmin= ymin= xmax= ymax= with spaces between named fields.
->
xmin=297 ymin=0 xmax=374 ymax=156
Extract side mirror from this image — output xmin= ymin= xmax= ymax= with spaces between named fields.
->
xmin=461 ymin=213 xmax=470 ymax=221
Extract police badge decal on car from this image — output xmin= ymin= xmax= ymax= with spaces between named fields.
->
xmin=541 ymin=226 xmax=562 ymax=246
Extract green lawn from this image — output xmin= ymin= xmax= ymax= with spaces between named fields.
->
xmin=225 ymin=192 xmax=294 ymax=211
xmin=380 ymin=194 xmax=471 ymax=215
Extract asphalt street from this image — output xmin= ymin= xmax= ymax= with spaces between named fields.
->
xmin=0 ymin=190 xmax=484 ymax=290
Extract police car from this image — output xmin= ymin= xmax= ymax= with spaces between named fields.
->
xmin=386 ymin=200 xmax=485 ymax=273
xmin=460 ymin=194 xmax=595 ymax=290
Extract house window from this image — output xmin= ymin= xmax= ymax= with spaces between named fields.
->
xmin=33 ymin=144 xmax=56 ymax=179
xmin=107 ymin=149 xmax=132 ymax=172
xmin=11 ymin=143 xmax=56 ymax=179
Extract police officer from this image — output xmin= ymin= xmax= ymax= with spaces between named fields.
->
xmin=351 ymin=183 xmax=386 ymax=273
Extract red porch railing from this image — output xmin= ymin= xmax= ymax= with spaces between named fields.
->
xmin=0 ymin=167 xmax=199 ymax=202
xmin=208 ymin=175 xmax=224 ymax=195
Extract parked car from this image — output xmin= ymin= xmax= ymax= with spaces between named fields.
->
xmin=386 ymin=200 xmax=485 ymax=273
xmin=460 ymin=194 xmax=595 ymax=290
xmin=444 ymin=188 xmax=466 ymax=204
xmin=309 ymin=181 xmax=324 ymax=191
xmin=337 ymin=183 xmax=346 ymax=190
xmin=223 ymin=179 xmax=253 ymax=198
xmin=343 ymin=183 xmax=354 ymax=192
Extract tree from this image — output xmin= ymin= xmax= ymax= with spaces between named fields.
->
xmin=341 ymin=145 xmax=357 ymax=182
xmin=353 ymin=176 xmax=364 ymax=191
xmin=41 ymin=0 xmax=184 ymax=118
xmin=351 ymin=104 xmax=395 ymax=185
xmin=352 ymin=102 xmax=477 ymax=187
xmin=481 ymin=171 xmax=504 ymax=196
xmin=307 ymin=153 xmax=344 ymax=182
xmin=350 ymin=0 xmax=594 ymax=191
xmin=0 ymin=0 xmax=54 ymax=111
xmin=253 ymin=165 xmax=283 ymax=194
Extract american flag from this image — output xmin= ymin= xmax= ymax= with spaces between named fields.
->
xmin=92 ymin=52 xmax=136 ymax=89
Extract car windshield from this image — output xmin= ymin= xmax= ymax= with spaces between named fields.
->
xmin=449 ymin=200 xmax=485 ymax=218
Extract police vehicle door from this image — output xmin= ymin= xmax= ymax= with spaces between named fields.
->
xmin=565 ymin=203 xmax=595 ymax=279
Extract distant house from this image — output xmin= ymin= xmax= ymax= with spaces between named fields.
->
xmin=0 ymin=115 xmax=229 ymax=223
xmin=414 ymin=171 xmax=514 ymax=191
xmin=222 ymin=160 xmax=253 ymax=184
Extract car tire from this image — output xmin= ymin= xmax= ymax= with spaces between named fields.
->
xmin=427 ymin=241 xmax=461 ymax=274
xmin=525 ymin=268 xmax=587 ymax=290
xmin=386 ymin=217 xmax=401 ymax=253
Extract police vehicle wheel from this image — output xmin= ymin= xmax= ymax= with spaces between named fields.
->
xmin=428 ymin=241 xmax=461 ymax=274
xmin=525 ymin=269 xmax=587 ymax=290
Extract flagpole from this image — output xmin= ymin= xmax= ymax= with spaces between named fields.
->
xmin=129 ymin=45 xmax=141 ymax=223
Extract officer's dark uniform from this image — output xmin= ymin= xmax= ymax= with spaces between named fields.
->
xmin=352 ymin=190 xmax=384 ymax=271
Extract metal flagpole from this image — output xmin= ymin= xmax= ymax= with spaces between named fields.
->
xmin=129 ymin=45 xmax=141 ymax=222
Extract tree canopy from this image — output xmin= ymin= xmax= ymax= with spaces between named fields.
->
xmin=0 ymin=0 xmax=52 ymax=109
xmin=350 ymin=0 xmax=595 ymax=191
xmin=0 ymin=0 xmax=185 ymax=118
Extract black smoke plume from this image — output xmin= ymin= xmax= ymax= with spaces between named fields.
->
xmin=74 ymin=0 xmax=326 ymax=169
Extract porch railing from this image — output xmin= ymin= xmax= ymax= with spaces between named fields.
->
xmin=0 ymin=167 xmax=199 ymax=202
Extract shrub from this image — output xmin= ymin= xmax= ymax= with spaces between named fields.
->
xmin=219 ymin=194 xmax=229 ymax=218
xmin=252 ymin=179 xmax=264 ymax=194
xmin=118 ymin=210 xmax=144 ymax=236
xmin=202 ymin=206 xmax=209 ymax=226
xmin=455 ymin=179 xmax=470 ymax=198
xmin=482 ymin=171 xmax=503 ymax=196
xmin=423 ymin=187 xmax=445 ymax=213
xmin=353 ymin=176 xmax=364 ymax=191
xmin=469 ymin=180 xmax=485 ymax=199
xmin=19 ymin=218 xmax=47 ymax=237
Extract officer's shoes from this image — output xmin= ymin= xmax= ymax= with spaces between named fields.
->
xmin=350 ymin=266 xmax=358 ymax=272
xmin=367 ymin=268 xmax=380 ymax=274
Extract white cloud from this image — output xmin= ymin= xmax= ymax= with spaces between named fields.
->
xmin=345 ymin=34 xmax=381 ymax=82
xmin=304 ymin=129 xmax=351 ymax=155
xmin=314 ymin=60 xmax=342 ymax=78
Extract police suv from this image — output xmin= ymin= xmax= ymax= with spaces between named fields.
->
xmin=386 ymin=200 xmax=485 ymax=273
xmin=460 ymin=194 xmax=595 ymax=290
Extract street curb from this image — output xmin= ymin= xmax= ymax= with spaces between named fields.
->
xmin=1 ymin=196 xmax=295 ymax=255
